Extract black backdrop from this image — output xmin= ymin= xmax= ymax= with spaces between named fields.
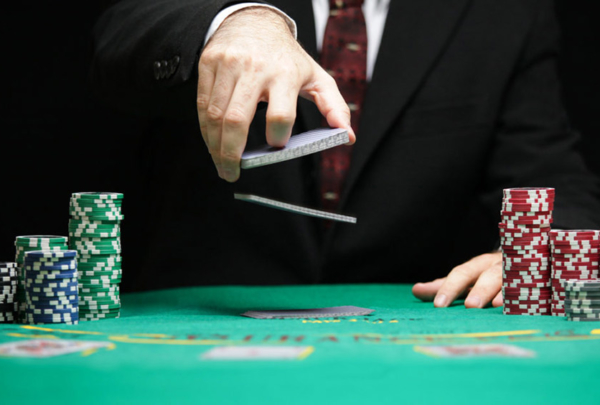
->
xmin=2 ymin=1 xmax=599 ymax=292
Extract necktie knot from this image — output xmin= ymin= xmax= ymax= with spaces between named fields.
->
xmin=330 ymin=0 xmax=364 ymax=9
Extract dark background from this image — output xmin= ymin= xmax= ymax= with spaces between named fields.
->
xmin=2 ymin=1 xmax=599 ymax=292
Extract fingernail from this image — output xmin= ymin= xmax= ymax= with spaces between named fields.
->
xmin=434 ymin=294 xmax=448 ymax=308
xmin=465 ymin=296 xmax=482 ymax=308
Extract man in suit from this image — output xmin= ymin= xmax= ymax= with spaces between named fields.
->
xmin=91 ymin=0 xmax=600 ymax=307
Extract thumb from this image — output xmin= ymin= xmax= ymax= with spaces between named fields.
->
xmin=301 ymin=68 xmax=355 ymax=144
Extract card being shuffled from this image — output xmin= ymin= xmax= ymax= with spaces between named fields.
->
xmin=240 ymin=128 xmax=349 ymax=169
xmin=234 ymin=193 xmax=357 ymax=224
xmin=241 ymin=306 xmax=374 ymax=319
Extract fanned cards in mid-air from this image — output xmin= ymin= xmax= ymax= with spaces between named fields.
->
xmin=235 ymin=128 xmax=357 ymax=224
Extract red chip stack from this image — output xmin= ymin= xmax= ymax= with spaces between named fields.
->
xmin=500 ymin=187 xmax=555 ymax=315
xmin=549 ymin=230 xmax=600 ymax=316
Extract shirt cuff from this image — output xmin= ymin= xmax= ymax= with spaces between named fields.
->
xmin=204 ymin=3 xmax=298 ymax=46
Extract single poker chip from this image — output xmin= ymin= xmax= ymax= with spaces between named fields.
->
xmin=504 ymin=273 xmax=551 ymax=280
xmin=564 ymin=298 xmax=600 ymax=306
xmin=551 ymin=239 xmax=598 ymax=245
xmin=503 ymin=272 xmax=550 ymax=278
xmin=80 ymin=309 xmax=120 ymax=316
xmin=563 ymin=287 xmax=600 ymax=293
xmin=503 ymin=197 xmax=554 ymax=203
xmin=500 ymin=239 xmax=549 ymax=246
xmin=563 ymin=280 xmax=600 ymax=288
xmin=499 ymin=231 xmax=550 ymax=238
xmin=565 ymin=307 xmax=600 ymax=314
xmin=24 ymin=250 xmax=77 ymax=259
xmin=565 ymin=293 xmax=600 ymax=300
xmin=70 ymin=198 xmax=123 ymax=207
xmin=502 ymin=242 xmax=550 ymax=249
xmin=28 ymin=297 xmax=78 ymax=306
xmin=501 ymin=204 xmax=554 ymax=212
xmin=498 ymin=222 xmax=551 ymax=230
xmin=550 ymin=229 xmax=600 ymax=237
xmin=503 ymin=263 xmax=550 ymax=269
xmin=72 ymin=192 xmax=124 ymax=200
xmin=503 ymin=306 xmax=552 ymax=312
xmin=552 ymin=248 xmax=600 ymax=254
xmin=503 ymin=250 xmax=551 ymax=257
xmin=553 ymin=272 xmax=598 ymax=280
xmin=26 ymin=306 xmax=78 ymax=315
xmin=504 ymin=300 xmax=551 ymax=306
xmin=500 ymin=238 xmax=549 ymax=246
xmin=500 ymin=215 xmax=553 ymax=223
xmin=502 ymin=295 xmax=552 ymax=301
xmin=503 ymin=287 xmax=551 ymax=293
xmin=552 ymin=260 xmax=599 ymax=267
xmin=500 ymin=210 xmax=553 ymax=217
xmin=15 ymin=235 xmax=69 ymax=246
xmin=552 ymin=264 xmax=599 ymax=271
xmin=503 ymin=311 xmax=550 ymax=316
xmin=503 ymin=187 xmax=555 ymax=197
xmin=503 ymin=274 xmax=550 ymax=281
xmin=0 ymin=262 xmax=17 ymax=269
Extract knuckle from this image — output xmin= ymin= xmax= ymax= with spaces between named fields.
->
xmin=199 ymin=48 xmax=221 ymax=66
xmin=196 ymin=94 xmax=210 ymax=110
xmin=267 ymin=110 xmax=296 ymax=125
xmin=220 ymin=150 xmax=240 ymax=165
xmin=206 ymin=104 xmax=225 ymax=122
xmin=450 ymin=265 xmax=472 ymax=279
xmin=223 ymin=108 xmax=248 ymax=127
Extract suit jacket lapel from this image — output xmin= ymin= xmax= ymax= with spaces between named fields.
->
xmin=340 ymin=0 xmax=472 ymax=208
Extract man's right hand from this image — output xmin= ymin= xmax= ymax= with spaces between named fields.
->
xmin=197 ymin=7 xmax=354 ymax=183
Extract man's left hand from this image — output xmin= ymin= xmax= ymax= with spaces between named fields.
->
xmin=412 ymin=252 xmax=503 ymax=308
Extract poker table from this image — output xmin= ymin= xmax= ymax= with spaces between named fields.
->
xmin=1 ymin=284 xmax=600 ymax=404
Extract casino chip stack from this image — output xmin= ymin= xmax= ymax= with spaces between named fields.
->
xmin=500 ymin=187 xmax=554 ymax=316
xmin=550 ymin=230 xmax=600 ymax=316
xmin=563 ymin=280 xmax=600 ymax=322
xmin=14 ymin=236 xmax=69 ymax=323
xmin=23 ymin=250 xmax=79 ymax=325
xmin=0 ymin=262 xmax=18 ymax=323
xmin=69 ymin=192 xmax=123 ymax=321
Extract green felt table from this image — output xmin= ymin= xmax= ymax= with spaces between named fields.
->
xmin=1 ymin=284 xmax=600 ymax=404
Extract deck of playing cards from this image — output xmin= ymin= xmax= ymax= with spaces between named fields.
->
xmin=241 ymin=128 xmax=349 ymax=169
xmin=241 ymin=306 xmax=374 ymax=319
xmin=236 ymin=128 xmax=356 ymax=224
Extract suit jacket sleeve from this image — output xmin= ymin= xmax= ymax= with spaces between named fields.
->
xmin=481 ymin=0 xmax=600 ymax=229
xmin=91 ymin=0 xmax=267 ymax=119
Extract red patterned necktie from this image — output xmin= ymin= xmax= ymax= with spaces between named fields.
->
xmin=319 ymin=0 xmax=368 ymax=212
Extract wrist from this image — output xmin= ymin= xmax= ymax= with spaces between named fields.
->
xmin=221 ymin=6 xmax=296 ymax=36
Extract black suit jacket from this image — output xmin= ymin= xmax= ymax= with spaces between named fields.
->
xmin=91 ymin=0 xmax=600 ymax=290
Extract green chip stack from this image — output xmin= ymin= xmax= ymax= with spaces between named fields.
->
xmin=14 ymin=236 xmax=69 ymax=323
xmin=69 ymin=192 xmax=123 ymax=321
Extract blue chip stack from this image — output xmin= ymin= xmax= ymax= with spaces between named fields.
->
xmin=0 ymin=262 xmax=18 ymax=323
xmin=14 ymin=235 xmax=70 ymax=323
xmin=23 ymin=250 xmax=79 ymax=325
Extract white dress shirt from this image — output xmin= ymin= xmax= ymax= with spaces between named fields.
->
xmin=205 ymin=0 xmax=390 ymax=80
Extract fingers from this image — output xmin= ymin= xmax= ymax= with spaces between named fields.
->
xmin=464 ymin=260 xmax=502 ymax=308
xmin=219 ymin=72 xmax=265 ymax=182
xmin=197 ymin=58 xmax=216 ymax=149
xmin=301 ymin=67 xmax=355 ymax=144
xmin=492 ymin=290 xmax=503 ymax=308
xmin=412 ymin=278 xmax=446 ymax=302
xmin=198 ymin=59 xmax=239 ymax=179
xmin=265 ymin=81 xmax=298 ymax=147
xmin=434 ymin=253 xmax=501 ymax=308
